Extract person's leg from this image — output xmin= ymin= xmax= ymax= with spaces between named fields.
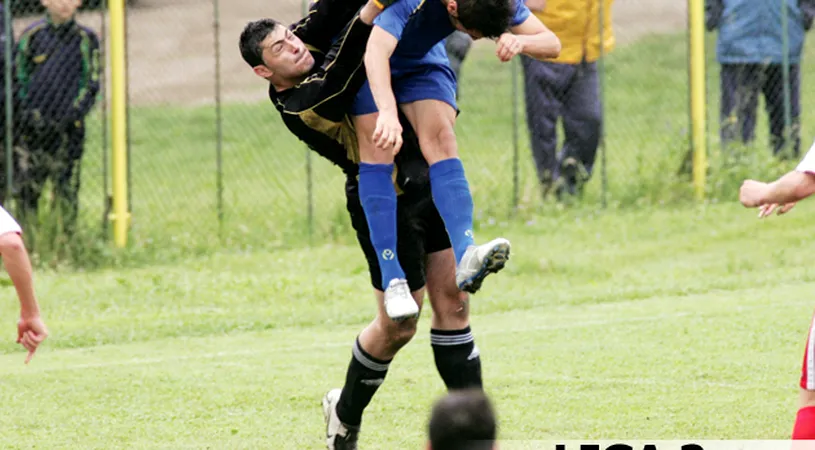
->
xmin=401 ymin=97 xmax=510 ymax=293
xmin=791 ymin=64 xmax=802 ymax=158
xmin=351 ymin=82 xmax=416 ymax=321
xmin=53 ymin=126 xmax=85 ymax=235
xmin=719 ymin=63 xmax=738 ymax=149
xmin=763 ymin=64 xmax=788 ymax=156
xmin=521 ymin=56 xmax=563 ymax=198
xmin=399 ymin=66 xmax=509 ymax=294
xmin=737 ymin=64 xmax=761 ymax=145
xmin=324 ymin=289 xmax=423 ymax=449
xmin=793 ymin=312 xmax=815 ymax=439
xmin=406 ymin=190 xmax=481 ymax=390
xmin=15 ymin=130 xmax=51 ymax=233
xmin=324 ymin=184 xmax=431 ymax=449
xmin=425 ymin=247 xmax=483 ymax=390
xmin=763 ymin=63 xmax=802 ymax=158
xmin=559 ymin=60 xmax=601 ymax=197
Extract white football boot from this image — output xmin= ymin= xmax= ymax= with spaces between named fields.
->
xmin=322 ymin=388 xmax=359 ymax=450
xmin=383 ymin=278 xmax=419 ymax=321
xmin=456 ymin=238 xmax=511 ymax=294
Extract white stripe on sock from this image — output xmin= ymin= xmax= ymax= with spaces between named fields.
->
xmin=352 ymin=341 xmax=390 ymax=372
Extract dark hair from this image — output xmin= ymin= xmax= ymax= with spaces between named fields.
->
xmin=428 ymin=390 xmax=497 ymax=450
xmin=455 ymin=0 xmax=512 ymax=39
xmin=239 ymin=19 xmax=281 ymax=67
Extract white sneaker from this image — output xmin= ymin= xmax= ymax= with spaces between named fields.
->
xmin=384 ymin=278 xmax=419 ymax=321
xmin=456 ymin=237 xmax=511 ymax=294
xmin=322 ymin=388 xmax=359 ymax=450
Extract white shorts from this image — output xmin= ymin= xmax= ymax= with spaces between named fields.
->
xmin=0 ymin=206 xmax=21 ymax=236
xmin=796 ymin=141 xmax=815 ymax=174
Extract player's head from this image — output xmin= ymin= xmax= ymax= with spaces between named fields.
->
xmin=427 ymin=389 xmax=498 ymax=450
xmin=42 ymin=0 xmax=82 ymax=23
xmin=239 ymin=19 xmax=315 ymax=83
xmin=445 ymin=0 xmax=512 ymax=39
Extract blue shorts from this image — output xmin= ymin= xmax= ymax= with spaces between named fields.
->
xmin=351 ymin=63 xmax=458 ymax=116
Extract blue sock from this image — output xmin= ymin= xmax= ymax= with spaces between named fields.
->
xmin=429 ymin=158 xmax=475 ymax=264
xmin=358 ymin=163 xmax=406 ymax=288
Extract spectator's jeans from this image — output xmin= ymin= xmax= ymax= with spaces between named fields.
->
xmin=521 ymin=57 xmax=601 ymax=187
xmin=16 ymin=122 xmax=86 ymax=234
xmin=720 ymin=63 xmax=801 ymax=157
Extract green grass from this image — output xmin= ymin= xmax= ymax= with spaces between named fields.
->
xmin=3 ymin=30 xmax=815 ymax=448
xmin=2 ymin=202 xmax=815 ymax=448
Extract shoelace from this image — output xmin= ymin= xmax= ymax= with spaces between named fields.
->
xmin=396 ymin=281 xmax=411 ymax=299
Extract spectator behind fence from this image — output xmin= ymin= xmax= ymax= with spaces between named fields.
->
xmin=521 ymin=0 xmax=614 ymax=201
xmin=15 ymin=0 xmax=100 ymax=233
xmin=706 ymin=0 xmax=815 ymax=159
xmin=427 ymin=389 xmax=498 ymax=450
xmin=445 ymin=31 xmax=473 ymax=98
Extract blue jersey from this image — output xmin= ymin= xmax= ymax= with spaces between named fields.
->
xmin=374 ymin=0 xmax=531 ymax=69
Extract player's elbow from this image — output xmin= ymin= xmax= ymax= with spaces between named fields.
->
xmin=365 ymin=28 xmax=397 ymax=64
xmin=364 ymin=40 xmax=389 ymax=68
xmin=545 ymin=32 xmax=562 ymax=58
xmin=795 ymin=173 xmax=815 ymax=200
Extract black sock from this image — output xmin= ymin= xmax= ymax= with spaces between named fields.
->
xmin=336 ymin=338 xmax=390 ymax=427
xmin=431 ymin=326 xmax=483 ymax=390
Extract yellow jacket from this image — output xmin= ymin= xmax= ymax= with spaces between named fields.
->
xmin=533 ymin=0 xmax=615 ymax=64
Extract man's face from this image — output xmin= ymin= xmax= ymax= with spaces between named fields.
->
xmin=252 ymin=26 xmax=315 ymax=81
xmin=41 ymin=0 xmax=81 ymax=23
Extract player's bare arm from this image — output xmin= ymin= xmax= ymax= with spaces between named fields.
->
xmin=364 ymin=28 xmax=403 ymax=152
xmin=0 ymin=231 xmax=48 ymax=363
xmin=740 ymin=145 xmax=815 ymax=217
xmin=499 ymin=15 xmax=560 ymax=62
xmin=740 ymin=171 xmax=815 ymax=217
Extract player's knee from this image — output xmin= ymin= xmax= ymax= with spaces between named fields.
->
xmin=431 ymin=291 xmax=470 ymax=328
xmin=421 ymin=122 xmax=458 ymax=163
xmin=0 ymin=232 xmax=25 ymax=255
xmin=384 ymin=318 xmax=418 ymax=350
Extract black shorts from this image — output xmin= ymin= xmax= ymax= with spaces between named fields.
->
xmin=346 ymin=180 xmax=451 ymax=292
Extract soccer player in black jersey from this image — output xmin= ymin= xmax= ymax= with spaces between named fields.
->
xmin=240 ymin=3 xmax=488 ymax=448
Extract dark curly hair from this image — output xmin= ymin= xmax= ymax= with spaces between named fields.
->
xmin=239 ymin=19 xmax=281 ymax=67
xmin=455 ymin=0 xmax=512 ymax=39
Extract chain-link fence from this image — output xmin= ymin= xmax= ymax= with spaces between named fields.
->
xmin=0 ymin=0 xmax=808 ymax=263
xmin=1 ymin=0 xmax=108 ymax=264
xmin=703 ymin=0 xmax=809 ymax=175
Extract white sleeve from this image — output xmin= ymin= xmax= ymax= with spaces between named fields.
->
xmin=0 ymin=206 xmax=22 ymax=236
xmin=796 ymin=141 xmax=815 ymax=174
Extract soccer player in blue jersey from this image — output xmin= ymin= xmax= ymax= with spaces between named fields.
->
xmin=351 ymin=0 xmax=561 ymax=320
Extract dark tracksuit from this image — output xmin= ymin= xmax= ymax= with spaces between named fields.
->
xmin=15 ymin=16 xmax=100 ymax=230
xmin=707 ymin=0 xmax=815 ymax=158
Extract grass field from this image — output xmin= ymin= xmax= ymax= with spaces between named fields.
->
xmin=3 ymin=202 xmax=815 ymax=448
xmin=3 ymin=29 xmax=815 ymax=449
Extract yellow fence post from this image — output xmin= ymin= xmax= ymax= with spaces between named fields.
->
xmin=689 ymin=0 xmax=707 ymax=200
xmin=109 ymin=0 xmax=129 ymax=247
